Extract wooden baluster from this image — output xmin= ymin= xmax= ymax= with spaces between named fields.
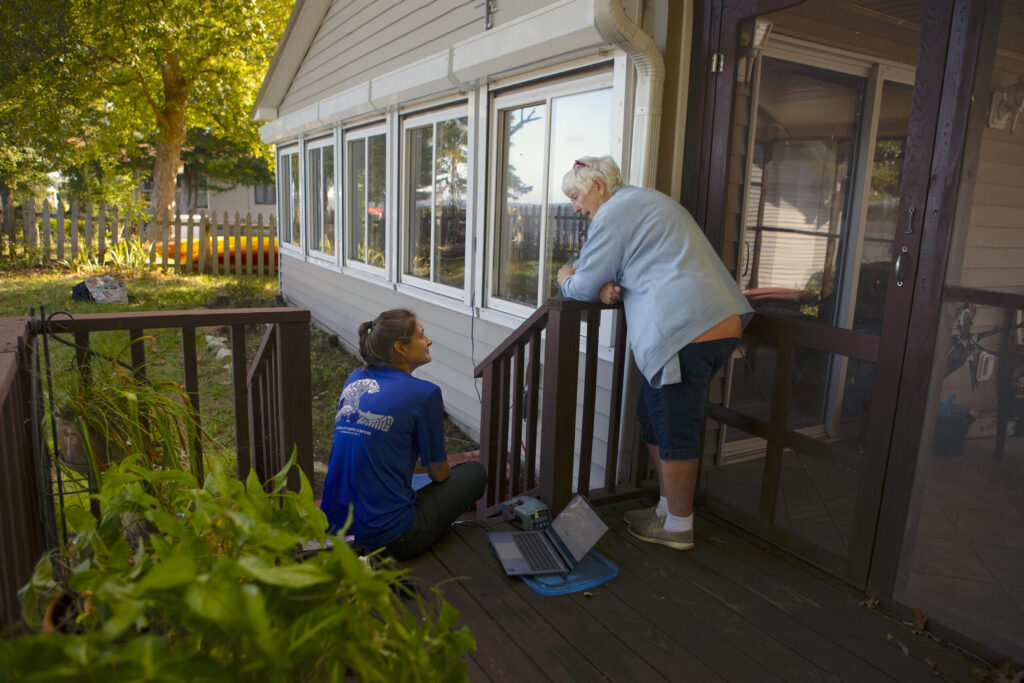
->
xmin=525 ymin=328 xmax=541 ymax=492
xmin=109 ymin=205 xmax=119 ymax=247
xmin=510 ymin=344 xmax=525 ymax=495
xmin=55 ymin=198 xmax=65 ymax=262
xmin=41 ymin=199 xmax=51 ymax=263
xmin=233 ymin=212 xmax=242 ymax=275
xmin=97 ymin=204 xmax=106 ymax=263
xmin=268 ymin=215 xmax=277 ymax=276
xmin=478 ymin=362 xmax=502 ymax=513
xmin=129 ymin=329 xmax=146 ymax=382
xmin=276 ymin=321 xmax=313 ymax=491
xmin=198 ymin=213 xmax=209 ymax=273
xmin=185 ymin=214 xmax=195 ymax=274
xmin=576 ymin=308 xmax=602 ymax=497
xmin=83 ymin=203 xmax=93 ymax=256
xmin=230 ymin=323 xmax=250 ymax=481
xmin=605 ymin=308 xmax=628 ymax=492
xmin=496 ymin=354 xmax=511 ymax=503
xmin=69 ymin=200 xmax=79 ymax=260
xmin=256 ymin=214 xmax=265 ymax=276
xmin=181 ymin=326 xmax=203 ymax=483
xmin=245 ymin=213 xmax=253 ymax=275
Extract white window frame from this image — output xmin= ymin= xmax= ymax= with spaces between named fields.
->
xmin=399 ymin=103 xmax=471 ymax=298
xmin=342 ymin=121 xmax=388 ymax=275
xmin=277 ymin=144 xmax=302 ymax=254
xmin=305 ymin=134 xmax=339 ymax=264
xmin=486 ymin=67 xmax=617 ymax=318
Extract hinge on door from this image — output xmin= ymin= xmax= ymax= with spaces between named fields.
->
xmin=711 ymin=52 xmax=725 ymax=73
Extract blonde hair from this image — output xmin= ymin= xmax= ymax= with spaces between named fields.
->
xmin=561 ymin=155 xmax=624 ymax=197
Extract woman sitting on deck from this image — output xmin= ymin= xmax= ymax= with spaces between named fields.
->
xmin=320 ymin=309 xmax=487 ymax=560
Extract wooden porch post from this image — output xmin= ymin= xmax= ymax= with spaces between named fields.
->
xmin=537 ymin=300 xmax=582 ymax=515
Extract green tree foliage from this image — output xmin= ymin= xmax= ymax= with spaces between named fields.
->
xmin=179 ymin=128 xmax=275 ymax=214
xmin=0 ymin=0 xmax=290 ymax=236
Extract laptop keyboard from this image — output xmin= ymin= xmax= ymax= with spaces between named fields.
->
xmin=513 ymin=533 xmax=563 ymax=571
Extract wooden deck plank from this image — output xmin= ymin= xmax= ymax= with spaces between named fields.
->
xmin=404 ymin=535 xmax=546 ymax=681
xmin=420 ymin=523 xmax=606 ymax=681
xmin=568 ymin=553 xmax=736 ymax=681
xmin=690 ymin=513 xmax=986 ymax=683
xmin=449 ymin=521 xmax=673 ymax=683
xmin=604 ymin=517 xmax=900 ymax=682
xmin=598 ymin=522 xmax=828 ymax=681
xmin=400 ymin=501 xmax=996 ymax=683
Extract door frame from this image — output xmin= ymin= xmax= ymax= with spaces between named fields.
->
xmin=682 ymin=0 xmax=998 ymax=589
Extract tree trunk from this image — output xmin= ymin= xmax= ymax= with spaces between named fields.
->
xmin=149 ymin=54 xmax=190 ymax=241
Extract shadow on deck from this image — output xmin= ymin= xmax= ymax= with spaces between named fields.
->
xmin=404 ymin=500 xmax=990 ymax=682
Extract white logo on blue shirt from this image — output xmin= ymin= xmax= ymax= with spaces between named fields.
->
xmin=336 ymin=378 xmax=393 ymax=432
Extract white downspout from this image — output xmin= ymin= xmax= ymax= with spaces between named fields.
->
xmin=594 ymin=0 xmax=665 ymax=188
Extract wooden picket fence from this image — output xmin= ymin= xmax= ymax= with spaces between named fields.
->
xmin=1 ymin=197 xmax=277 ymax=276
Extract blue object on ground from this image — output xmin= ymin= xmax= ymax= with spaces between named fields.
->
xmin=411 ymin=472 xmax=432 ymax=491
xmin=520 ymin=550 xmax=618 ymax=596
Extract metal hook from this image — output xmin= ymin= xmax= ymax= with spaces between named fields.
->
xmin=905 ymin=207 xmax=916 ymax=234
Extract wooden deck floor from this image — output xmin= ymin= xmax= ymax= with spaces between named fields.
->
xmin=403 ymin=500 xmax=993 ymax=682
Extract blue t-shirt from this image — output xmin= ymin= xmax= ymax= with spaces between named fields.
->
xmin=319 ymin=365 xmax=447 ymax=548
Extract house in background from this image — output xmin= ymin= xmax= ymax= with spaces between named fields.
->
xmin=254 ymin=0 xmax=1024 ymax=666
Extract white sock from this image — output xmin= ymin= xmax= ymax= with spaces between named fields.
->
xmin=664 ymin=512 xmax=693 ymax=533
xmin=655 ymin=496 xmax=668 ymax=517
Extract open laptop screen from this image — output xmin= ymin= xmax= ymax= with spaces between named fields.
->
xmin=549 ymin=494 xmax=608 ymax=564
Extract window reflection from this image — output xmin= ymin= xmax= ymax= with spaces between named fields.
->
xmin=347 ymin=138 xmax=366 ymax=262
xmin=495 ymin=105 xmax=544 ymax=305
xmin=493 ymin=85 xmax=613 ymax=307
xmin=403 ymin=115 xmax=468 ymax=289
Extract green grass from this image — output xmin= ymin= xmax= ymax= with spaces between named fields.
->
xmin=1 ymin=261 xmax=477 ymax=496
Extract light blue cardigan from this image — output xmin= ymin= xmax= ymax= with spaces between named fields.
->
xmin=559 ymin=185 xmax=753 ymax=386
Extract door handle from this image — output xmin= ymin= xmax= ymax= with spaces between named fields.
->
xmin=894 ymin=245 xmax=909 ymax=287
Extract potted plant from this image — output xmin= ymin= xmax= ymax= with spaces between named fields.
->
xmin=3 ymin=455 xmax=476 ymax=680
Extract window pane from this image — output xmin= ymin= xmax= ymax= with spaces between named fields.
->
xmin=405 ymin=125 xmax=433 ymax=279
xmin=367 ymin=134 xmax=387 ymax=268
xmin=434 ymin=117 xmax=468 ymax=288
xmin=546 ymin=87 xmax=613 ymax=299
xmin=289 ymin=153 xmax=300 ymax=247
xmin=495 ymin=105 xmax=545 ymax=305
xmin=307 ymin=147 xmax=323 ymax=253
xmin=277 ymin=154 xmax=291 ymax=242
xmin=742 ymin=58 xmax=864 ymax=326
xmin=322 ymin=146 xmax=335 ymax=256
xmin=347 ymin=138 xmax=366 ymax=263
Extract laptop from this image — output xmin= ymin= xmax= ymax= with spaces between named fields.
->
xmin=488 ymin=493 xmax=608 ymax=576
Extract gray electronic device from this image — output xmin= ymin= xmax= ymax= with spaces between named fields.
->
xmin=488 ymin=493 xmax=608 ymax=576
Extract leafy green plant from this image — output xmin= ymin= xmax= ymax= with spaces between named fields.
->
xmin=4 ymin=455 xmax=475 ymax=681
xmin=52 ymin=355 xmax=204 ymax=478
xmin=105 ymin=237 xmax=152 ymax=272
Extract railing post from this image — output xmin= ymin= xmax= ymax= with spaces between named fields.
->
xmin=538 ymin=300 xmax=582 ymax=515
xmin=275 ymin=321 xmax=313 ymax=491
xmin=0 ymin=319 xmax=47 ymax=631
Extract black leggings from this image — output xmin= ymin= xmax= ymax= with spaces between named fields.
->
xmin=383 ymin=461 xmax=487 ymax=561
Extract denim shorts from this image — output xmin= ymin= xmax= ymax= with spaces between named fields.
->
xmin=636 ymin=338 xmax=738 ymax=460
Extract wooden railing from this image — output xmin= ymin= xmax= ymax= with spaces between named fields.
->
xmin=0 ymin=308 xmax=313 ymax=631
xmin=474 ymin=298 xmax=653 ymax=516
xmin=247 ymin=321 xmax=312 ymax=492
xmin=0 ymin=318 xmax=47 ymax=630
